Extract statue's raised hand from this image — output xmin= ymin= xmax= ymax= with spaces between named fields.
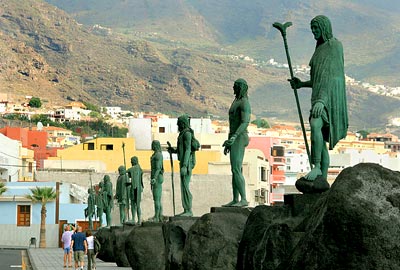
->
xmin=288 ymin=77 xmax=303 ymax=89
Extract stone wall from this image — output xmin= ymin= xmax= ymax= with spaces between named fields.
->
xmin=36 ymin=171 xmax=232 ymax=223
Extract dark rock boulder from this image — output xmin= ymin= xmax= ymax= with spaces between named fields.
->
xmin=163 ymin=217 xmax=198 ymax=270
xmin=279 ymin=163 xmax=400 ymax=270
xmin=95 ymin=226 xmax=115 ymax=262
xmin=237 ymin=205 xmax=295 ymax=270
xmin=182 ymin=209 xmax=249 ymax=270
xmin=114 ymin=224 xmax=136 ymax=267
xmin=125 ymin=222 xmax=166 ymax=270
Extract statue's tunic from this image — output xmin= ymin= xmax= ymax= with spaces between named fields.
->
xmin=310 ymin=37 xmax=348 ymax=149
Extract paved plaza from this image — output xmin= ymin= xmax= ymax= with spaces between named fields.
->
xmin=28 ymin=248 xmax=131 ymax=270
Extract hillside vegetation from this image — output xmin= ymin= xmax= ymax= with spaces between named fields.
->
xmin=1 ymin=0 xmax=400 ymax=132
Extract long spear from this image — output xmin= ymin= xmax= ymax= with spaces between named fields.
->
xmin=167 ymin=141 xmax=176 ymax=216
xmin=273 ymin=21 xmax=312 ymax=168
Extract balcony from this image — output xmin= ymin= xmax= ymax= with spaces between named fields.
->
xmin=271 ymin=173 xmax=285 ymax=184
xmin=270 ymin=192 xmax=284 ymax=203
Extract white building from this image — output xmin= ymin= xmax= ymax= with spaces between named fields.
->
xmin=0 ymin=134 xmax=20 ymax=182
xmin=128 ymin=118 xmax=152 ymax=150
xmin=104 ymin=106 xmax=122 ymax=119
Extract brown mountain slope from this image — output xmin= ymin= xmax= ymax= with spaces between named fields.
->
xmin=0 ymin=0 xmax=272 ymax=116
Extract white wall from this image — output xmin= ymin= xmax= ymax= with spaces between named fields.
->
xmin=0 ymin=224 xmax=58 ymax=247
xmin=128 ymin=118 xmax=152 ymax=150
xmin=0 ymin=133 xmax=20 ymax=182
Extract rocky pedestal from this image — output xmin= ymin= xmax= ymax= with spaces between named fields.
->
xmin=125 ymin=222 xmax=166 ymax=270
xmin=182 ymin=207 xmax=251 ymax=270
xmin=96 ymin=163 xmax=400 ymax=270
xmin=163 ymin=216 xmax=198 ymax=270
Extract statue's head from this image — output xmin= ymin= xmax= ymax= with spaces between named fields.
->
xmin=177 ymin=114 xmax=190 ymax=132
xmin=131 ymin=156 xmax=138 ymax=165
xmin=152 ymin=140 xmax=162 ymax=152
xmin=118 ymin=165 xmax=126 ymax=175
xmin=311 ymin=15 xmax=333 ymax=44
xmin=103 ymin=175 xmax=110 ymax=183
xmin=233 ymin=78 xmax=248 ymax=99
xmin=98 ymin=182 xmax=103 ymax=188
xmin=88 ymin=187 xmax=93 ymax=194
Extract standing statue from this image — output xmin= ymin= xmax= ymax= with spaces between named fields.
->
xmin=96 ymin=182 xmax=104 ymax=227
xmin=116 ymin=165 xmax=128 ymax=224
xmin=102 ymin=175 xmax=113 ymax=226
xmin=127 ymin=156 xmax=143 ymax=224
xmin=150 ymin=140 xmax=164 ymax=222
xmin=289 ymin=15 xmax=348 ymax=184
xmin=85 ymin=187 xmax=96 ymax=230
xmin=222 ymin=78 xmax=251 ymax=207
xmin=167 ymin=114 xmax=196 ymax=217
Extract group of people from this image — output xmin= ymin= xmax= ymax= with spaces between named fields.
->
xmin=84 ymin=14 xmax=347 ymax=222
xmin=61 ymin=225 xmax=98 ymax=270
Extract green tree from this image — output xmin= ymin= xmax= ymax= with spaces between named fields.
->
xmin=82 ymin=101 xmax=101 ymax=112
xmin=0 ymin=182 xmax=7 ymax=195
xmin=26 ymin=187 xmax=57 ymax=248
xmin=29 ymin=97 xmax=42 ymax=108
xmin=252 ymin=118 xmax=270 ymax=128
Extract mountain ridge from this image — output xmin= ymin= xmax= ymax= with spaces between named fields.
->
xmin=1 ymin=0 xmax=400 ymax=133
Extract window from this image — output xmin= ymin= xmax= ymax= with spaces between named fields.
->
xmin=28 ymin=162 xmax=33 ymax=173
xmin=100 ymin=144 xmax=114 ymax=150
xmin=88 ymin=143 xmax=94 ymax=150
xmin=260 ymin=167 xmax=267 ymax=182
xmin=159 ymin=127 xmax=165 ymax=133
xmin=17 ymin=205 xmax=31 ymax=226
xmin=201 ymin=145 xmax=211 ymax=150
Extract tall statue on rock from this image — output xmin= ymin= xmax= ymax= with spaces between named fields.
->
xmin=116 ymin=165 xmax=128 ymax=224
xmin=167 ymin=114 xmax=198 ymax=217
xmin=150 ymin=140 xmax=164 ymax=222
xmin=222 ymin=78 xmax=251 ymax=207
xmin=102 ymin=175 xmax=113 ymax=226
xmin=127 ymin=156 xmax=144 ymax=224
xmin=96 ymin=182 xmax=104 ymax=227
xmin=289 ymin=15 xmax=348 ymax=190
xmin=85 ymin=187 xmax=96 ymax=230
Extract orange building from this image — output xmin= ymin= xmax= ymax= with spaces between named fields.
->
xmin=0 ymin=127 xmax=57 ymax=169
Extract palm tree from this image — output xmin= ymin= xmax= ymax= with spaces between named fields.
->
xmin=0 ymin=182 xmax=7 ymax=195
xmin=26 ymin=187 xmax=57 ymax=248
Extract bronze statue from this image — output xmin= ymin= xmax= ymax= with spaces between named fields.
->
xmin=150 ymin=140 xmax=164 ymax=222
xmin=127 ymin=156 xmax=143 ymax=224
xmin=86 ymin=187 xmax=96 ymax=230
xmin=96 ymin=182 xmax=104 ymax=227
xmin=289 ymin=15 xmax=348 ymax=182
xmin=116 ymin=165 xmax=128 ymax=224
xmin=102 ymin=175 xmax=113 ymax=226
xmin=167 ymin=114 xmax=196 ymax=216
xmin=222 ymin=78 xmax=251 ymax=207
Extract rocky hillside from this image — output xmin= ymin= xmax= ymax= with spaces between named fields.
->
xmin=1 ymin=0 xmax=400 ymax=132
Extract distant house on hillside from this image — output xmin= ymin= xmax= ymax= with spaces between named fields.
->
xmin=52 ymin=102 xmax=91 ymax=122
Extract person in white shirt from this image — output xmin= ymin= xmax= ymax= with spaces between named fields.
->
xmin=85 ymin=230 xmax=96 ymax=270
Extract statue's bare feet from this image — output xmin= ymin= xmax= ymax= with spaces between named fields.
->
xmin=304 ymin=167 xmax=322 ymax=181
xmin=232 ymin=200 xmax=248 ymax=207
xmin=223 ymin=200 xmax=238 ymax=207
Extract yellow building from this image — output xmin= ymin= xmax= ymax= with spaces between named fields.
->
xmin=46 ymin=137 xmax=221 ymax=174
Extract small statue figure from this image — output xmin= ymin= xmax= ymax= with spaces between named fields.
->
xmin=222 ymin=78 xmax=251 ymax=207
xmin=167 ymin=114 xmax=196 ymax=216
xmin=116 ymin=165 xmax=128 ymax=224
xmin=127 ymin=156 xmax=144 ymax=224
xmin=102 ymin=175 xmax=113 ymax=226
xmin=96 ymin=182 xmax=104 ymax=227
xmin=150 ymin=140 xmax=164 ymax=222
xmin=86 ymin=187 xmax=96 ymax=230
xmin=289 ymin=15 xmax=348 ymax=184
